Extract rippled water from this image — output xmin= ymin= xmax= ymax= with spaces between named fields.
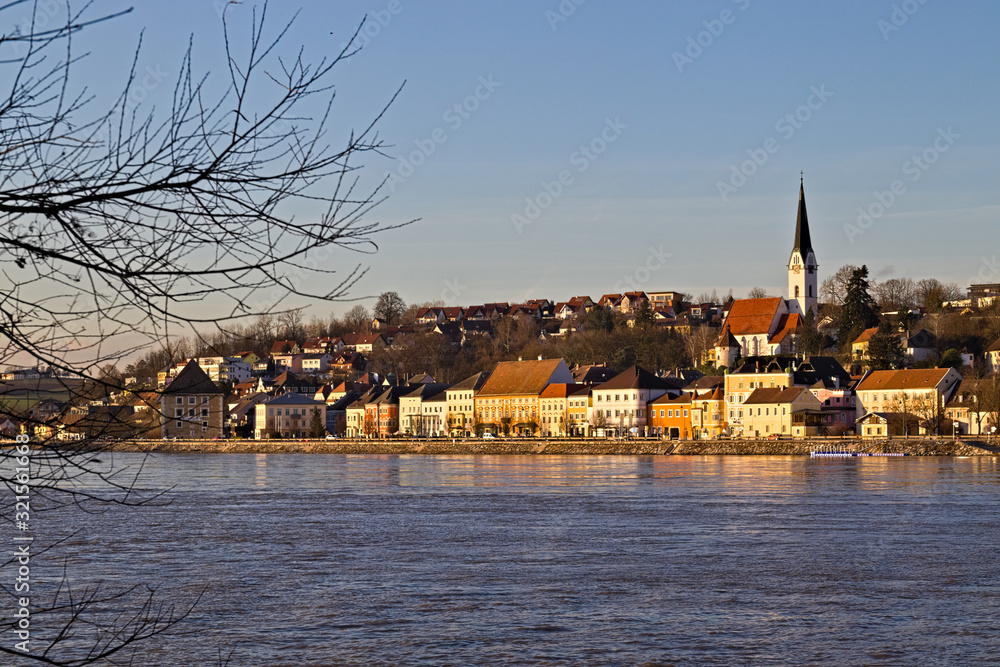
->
xmin=28 ymin=454 xmax=1000 ymax=665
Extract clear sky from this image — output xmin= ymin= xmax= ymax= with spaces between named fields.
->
xmin=39 ymin=0 xmax=1000 ymax=315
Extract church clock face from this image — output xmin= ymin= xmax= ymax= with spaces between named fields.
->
xmin=792 ymin=264 xmax=801 ymax=274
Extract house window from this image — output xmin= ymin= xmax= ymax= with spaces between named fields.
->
xmin=189 ymin=396 xmax=196 ymax=404
xmin=176 ymin=397 xmax=183 ymax=405
xmin=202 ymin=397 xmax=209 ymax=404
xmin=176 ymin=421 xmax=183 ymax=428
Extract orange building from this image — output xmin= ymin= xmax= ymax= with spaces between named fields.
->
xmin=648 ymin=393 xmax=692 ymax=439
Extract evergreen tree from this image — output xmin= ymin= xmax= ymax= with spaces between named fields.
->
xmin=799 ymin=309 xmax=822 ymax=356
xmin=838 ymin=265 xmax=880 ymax=348
xmin=868 ymin=320 xmax=905 ymax=371
xmin=309 ymin=408 xmax=326 ymax=438
xmin=635 ymin=300 xmax=654 ymax=328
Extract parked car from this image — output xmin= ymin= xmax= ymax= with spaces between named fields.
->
xmin=482 ymin=432 xmax=496 ymax=439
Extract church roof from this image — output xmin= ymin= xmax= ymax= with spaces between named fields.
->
xmin=770 ymin=313 xmax=803 ymax=344
xmin=722 ymin=297 xmax=784 ymax=336
xmin=793 ymin=179 xmax=813 ymax=255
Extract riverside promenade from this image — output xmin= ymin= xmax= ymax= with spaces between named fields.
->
xmin=103 ymin=437 xmax=1000 ymax=457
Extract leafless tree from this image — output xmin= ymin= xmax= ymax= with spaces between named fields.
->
xmin=342 ymin=304 xmax=372 ymax=333
xmin=373 ymin=291 xmax=406 ymax=325
xmin=746 ymin=286 xmax=769 ymax=299
xmin=872 ymin=277 xmax=916 ymax=312
xmin=1 ymin=2 xmax=408 ymax=663
xmin=820 ymin=264 xmax=860 ymax=307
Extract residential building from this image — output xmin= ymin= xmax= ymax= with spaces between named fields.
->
xmin=741 ymin=386 xmax=823 ymax=438
xmin=590 ymin=365 xmax=681 ymax=437
xmin=539 ymin=383 xmax=586 ymax=437
xmin=254 ymin=392 xmax=326 ymax=439
xmin=689 ymin=388 xmax=727 ymax=439
xmin=648 ymin=393 xmax=692 ymax=439
xmin=161 ymin=360 xmax=226 ymax=440
xmin=475 ymin=358 xmax=574 ymax=436
xmin=854 ymin=368 xmax=963 ymax=435
xmin=446 ymin=372 xmax=490 ymax=437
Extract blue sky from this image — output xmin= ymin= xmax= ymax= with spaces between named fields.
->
xmin=51 ymin=0 xmax=1000 ymax=313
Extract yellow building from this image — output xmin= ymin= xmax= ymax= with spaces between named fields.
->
xmin=689 ymin=388 xmax=728 ymax=438
xmin=741 ymin=386 xmax=822 ymax=438
xmin=476 ymin=358 xmax=574 ymax=436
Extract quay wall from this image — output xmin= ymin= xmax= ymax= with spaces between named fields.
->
xmin=98 ymin=438 xmax=1000 ymax=456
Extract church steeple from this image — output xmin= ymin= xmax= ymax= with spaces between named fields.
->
xmin=788 ymin=174 xmax=818 ymax=317
xmin=792 ymin=175 xmax=813 ymax=255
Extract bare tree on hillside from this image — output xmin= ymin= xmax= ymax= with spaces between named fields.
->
xmin=820 ymin=264 xmax=860 ymax=307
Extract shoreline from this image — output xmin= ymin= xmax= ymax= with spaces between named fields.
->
xmin=90 ymin=438 xmax=1000 ymax=457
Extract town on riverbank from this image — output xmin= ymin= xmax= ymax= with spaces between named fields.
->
xmin=6 ymin=184 xmax=1000 ymax=449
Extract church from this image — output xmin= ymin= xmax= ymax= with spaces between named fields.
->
xmin=713 ymin=178 xmax=818 ymax=367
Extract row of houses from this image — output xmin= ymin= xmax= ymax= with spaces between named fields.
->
xmin=15 ymin=351 xmax=987 ymax=442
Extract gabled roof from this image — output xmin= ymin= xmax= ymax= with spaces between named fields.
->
xmin=853 ymin=326 xmax=880 ymax=345
xmin=650 ymin=392 xmax=692 ymax=405
xmin=448 ymin=371 xmax=491 ymax=392
xmin=594 ymin=365 xmax=678 ymax=392
xmin=539 ymin=383 xmax=586 ymax=399
xmin=684 ymin=375 xmax=725 ymax=392
xmin=743 ymin=386 xmax=810 ymax=405
xmin=770 ymin=313 xmax=802 ymax=344
xmin=572 ymin=365 xmax=615 ymax=384
xmin=478 ymin=359 xmax=572 ymax=396
xmin=263 ymin=392 xmax=325 ymax=406
xmin=855 ymin=368 xmax=956 ymax=392
xmin=269 ymin=340 xmax=299 ymax=355
xmin=162 ymin=360 xmax=223 ymax=395
xmin=987 ymin=337 xmax=1000 ymax=353
xmin=722 ymin=297 xmax=784 ymax=336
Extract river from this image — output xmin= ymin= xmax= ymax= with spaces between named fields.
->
xmin=25 ymin=454 xmax=1000 ymax=665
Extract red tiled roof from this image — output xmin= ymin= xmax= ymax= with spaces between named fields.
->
xmin=721 ymin=297 xmax=783 ymax=336
xmin=856 ymin=369 xmax=954 ymax=392
xmin=539 ymin=383 xmax=585 ymax=399
xmin=770 ymin=313 xmax=803 ymax=344
xmin=852 ymin=327 xmax=880 ymax=345
xmin=478 ymin=359 xmax=568 ymax=396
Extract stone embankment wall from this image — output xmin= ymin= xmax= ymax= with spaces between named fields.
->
xmin=103 ymin=437 xmax=1000 ymax=456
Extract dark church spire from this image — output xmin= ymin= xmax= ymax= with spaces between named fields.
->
xmin=793 ymin=174 xmax=813 ymax=255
